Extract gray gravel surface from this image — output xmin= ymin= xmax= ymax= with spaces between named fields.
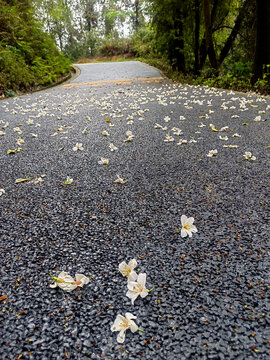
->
xmin=0 ymin=61 xmax=270 ymax=360
xmin=72 ymin=61 xmax=163 ymax=82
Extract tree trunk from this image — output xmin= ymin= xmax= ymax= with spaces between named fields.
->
xmin=134 ymin=0 xmax=139 ymax=30
xmin=203 ymin=0 xmax=218 ymax=69
xmin=168 ymin=8 xmax=186 ymax=73
xmin=218 ymin=0 xmax=251 ymax=66
xmin=199 ymin=0 xmax=219 ymax=70
xmin=252 ymin=0 xmax=270 ymax=81
xmin=174 ymin=14 xmax=186 ymax=73
xmin=194 ymin=0 xmax=200 ymax=74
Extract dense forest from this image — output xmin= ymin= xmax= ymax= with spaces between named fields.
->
xmin=0 ymin=0 xmax=270 ymax=96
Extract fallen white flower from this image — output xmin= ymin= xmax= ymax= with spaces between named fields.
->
xmin=73 ymin=143 xmax=84 ymax=151
xmin=14 ymin=127 xmax=23 ymax=135
xmin=102 ymin=130 xmax=109 ymax=136
xmin=119 ymin=259 xmax=137 ymax=278
xmin=50 ymin=272 xmax=89 ymax=292
xmin=180 ymin=215 xmax=198 ymax=238
xmin=109 ymin=143 xmax=118 ymax=152
xmin=0 ymin=189 xmax=5 ymax=196
xmin=164 ymin=134 xmax=174 ymax=142
xmin=98 ymin=157 xmax=109 ymax=165
xmin=220 ymin=126 xmax=229 ymax=132
xmin=207 ymin=149 xmax=217 ymax=157
xmin=126 ymin=131 xmax=134 ymax=137
xmin=15 ymin=178 xmax=31 ymax=184
xmin=176 ymin=139 xmax=187 ymax=145
xmin=172 ymin=128 xmax=183 ymax=136
xmin=126 ymin=273 xmax=149 ymax=305
xmin=30 ymin=177 xmax=43 ymax=184
xmin=223 ymin=145 xmax=238 ymax=148
xmin=114 ymin=175 xmax=127 ymax=184
xmin=124 ymin=136 xmax=133 ymax=142
xmin=17 ymin=138 xmax=24 ymax=145
xmin=243 ymin=151 xmax=256 ymax=161
xmin=111 ymin=313 xmax=138 ymax=343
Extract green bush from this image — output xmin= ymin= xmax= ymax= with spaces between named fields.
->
xmin=0 ymin=0 xmax=71 ymax=96
xmin=131 ymin=27 xmax=155 ymax=58
xmin=99 ymin=38 xmax=133 ymax=57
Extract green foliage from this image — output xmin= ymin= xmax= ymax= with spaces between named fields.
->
xmin=64 ymin=31 xmax=102 ymax=61
xmin=99 ymin=38 xmax=133 ymax=57
xmin=131 ymin=26 xmax=155 ymax=58
xmin=0 ymin=0 xmax=70 ymax=96
xmin=222 ymin=61 xmax=253 ymax=79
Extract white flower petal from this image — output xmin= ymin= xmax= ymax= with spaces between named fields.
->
xmin=75 ymin=274 xmax=89 ymax=286
xmin=181 ymin=228 xmax=187 ymax=238
xmin=125 ymin=313 xmax=137 ymax=321
xmin=128 ymin=271 xmax=138 ymax=282
xmin=181 ymin=215 xmax=188 ymax=227
xmin=137 ymin=273 xmax=146 ymax=287
xmin=129 ymin=320 xmax=139 ymax=333
xmin=128 ymin=259 xmax=137 ymax=269
xmin=111 ymin=315 xmax=124 ymax=332
xmin=117 ymin=330 xmax=126 ymax=343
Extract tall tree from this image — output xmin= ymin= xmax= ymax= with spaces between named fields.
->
xmin=218 ymin=0 xmax=252 ymax=66
xmin=252 ymin=0 xmax=270 ymax=81
xmin=203 ymin=0 xmax=218 ymax=69
xmin=194 ymin=0 xmax=200 ymax=74
xmin=84 ymin=0 xmax=98 ymax=31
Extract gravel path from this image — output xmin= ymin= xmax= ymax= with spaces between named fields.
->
xmin=0 ymin=61 xmax=269 ymax=360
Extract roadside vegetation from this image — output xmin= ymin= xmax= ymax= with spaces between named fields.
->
xmin=0 ymin=0 xmax=70 ymax=98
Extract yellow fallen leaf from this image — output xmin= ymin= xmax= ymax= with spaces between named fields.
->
xmin=210 ymin=124 xmax=219 ymax=132
xmin=7 ymin=148 xmax=23 ymax=154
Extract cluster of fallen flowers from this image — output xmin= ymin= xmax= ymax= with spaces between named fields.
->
xmin=2 ymin=85 xmax=267 ymax=197
xmin=49 ymin=215 xmax=197 ymax=343
xmin=111 ymin=258 xmax=152 ymax=343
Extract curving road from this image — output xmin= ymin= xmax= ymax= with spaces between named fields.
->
xmin=0 ymin=61 xmax=270 ymax=359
